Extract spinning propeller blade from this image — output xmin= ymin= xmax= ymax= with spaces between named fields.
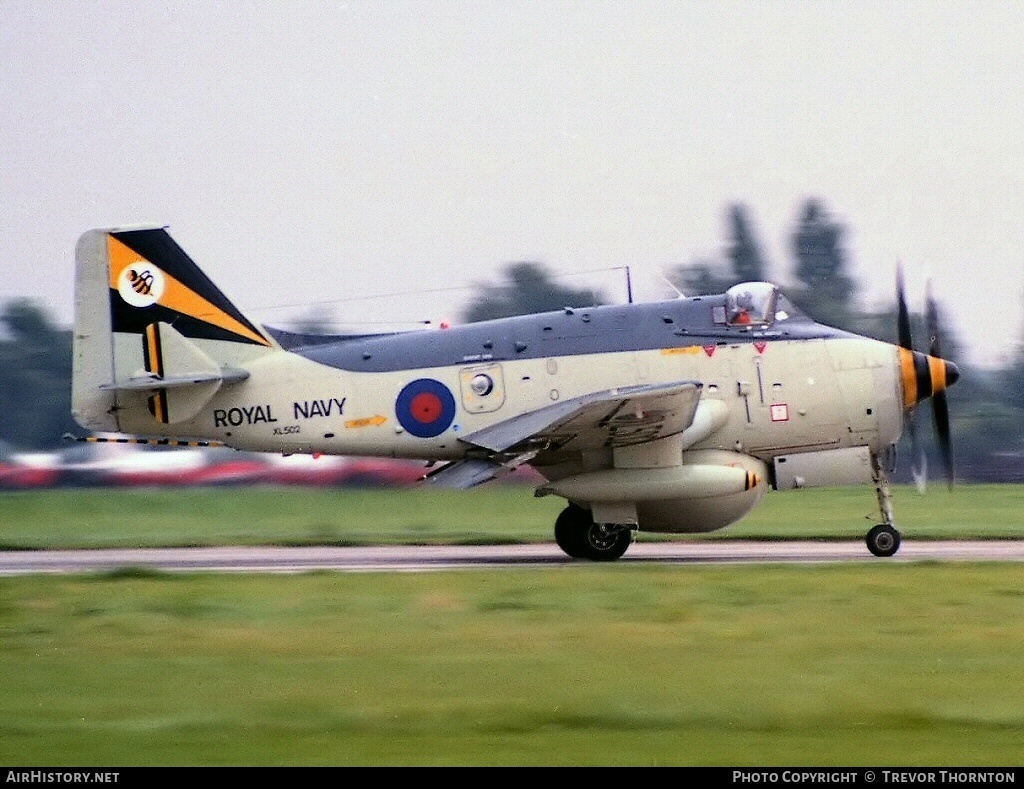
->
xmin=897 ymin=264 xmax=926 ymax=490
xmin=896 ymin=263 xmax=913 ymax=352
xmin=926 ymin=281 xmax=954 ymax=489
xmin=895 ymin=265 xmax=958 ymax=492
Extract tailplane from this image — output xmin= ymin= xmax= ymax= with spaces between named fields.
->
xmin=72 ymin=226 xmax=275 ymax=432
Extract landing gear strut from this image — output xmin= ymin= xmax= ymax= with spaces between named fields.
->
xmin=868 ymin=454 xmax=902 ymax=557
xmin=554 ymin=504 xmax=633 ymax=562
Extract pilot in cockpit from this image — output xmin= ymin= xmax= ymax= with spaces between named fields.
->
xmin=725 ymin=282 xmax=779 ymax=327
xmin=730 ymin=292 xmax=755 ymax=325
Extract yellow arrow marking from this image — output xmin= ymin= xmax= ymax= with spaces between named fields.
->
xmin=345 ymin=415 xmax=388 ymax=428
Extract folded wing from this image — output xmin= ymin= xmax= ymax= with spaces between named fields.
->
xmin=425 ymin=380 xmax=703 ymax=488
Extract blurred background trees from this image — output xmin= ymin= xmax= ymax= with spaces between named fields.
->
xmin=668 ymin=202 xmax=767 ymax=297
xmin=461 ymin=261 xmax=608 ymax=323
xmin=0 ymin=300 xmax=79 ymax=450
xmin=4 ymin=197 xmax=1024 ymax=482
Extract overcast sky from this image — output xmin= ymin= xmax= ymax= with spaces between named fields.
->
xmin=3 ymin=0 xmax=1022 ymax=367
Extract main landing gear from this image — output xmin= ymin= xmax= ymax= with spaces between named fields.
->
xmin=554 ymin=503 xmax=633 ymax=561
xmin=868 ymin=455 xmax=902 ymax=557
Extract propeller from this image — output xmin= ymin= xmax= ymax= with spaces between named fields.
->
xmin=896 ymin=264 xmax=913 ymax=351
xmin=894 ymin=264 xmax=958 ymax=491
xmin=926 ymin=281 xmax=955 ymax=489
xmin=895 ymin=265 xmax=926 ymax=491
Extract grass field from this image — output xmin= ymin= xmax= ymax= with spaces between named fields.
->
xmin=2 ymin=484 xmax=1024 ymax=766
xmin=3 ymin=482 xmax=1024 ymax=549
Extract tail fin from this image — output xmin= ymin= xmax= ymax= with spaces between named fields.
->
xmin=72 ymin=226 xmax=275 ymax=432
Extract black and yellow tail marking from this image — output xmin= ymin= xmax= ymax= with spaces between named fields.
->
xmin=143 ymin=323 xmax=169 ymax=423
xmin=143 ymin=323 xmax=164 ymax=378
xmin=107 ymin=229 xmax=270 ymax=346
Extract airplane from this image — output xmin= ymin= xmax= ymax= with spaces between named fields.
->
xmin=70 ymin=225 xmax=960 ymax=561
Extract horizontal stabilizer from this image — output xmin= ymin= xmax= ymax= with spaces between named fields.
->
xmin=101 ymin=367 xmax=249 ymax=392
xmin=104 ymin=322 xmax=249 ymax=424
xmin=102 ymin=322 xmax=249 ymax=390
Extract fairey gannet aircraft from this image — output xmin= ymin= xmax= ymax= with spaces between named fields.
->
xmin=71 ymin=226 xmax=959 ymax=561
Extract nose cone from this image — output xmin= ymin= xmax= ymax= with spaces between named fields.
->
xmin=899 ymin=348 xmax=960 ymax=409
xmin=944 ymin=359 xmax=960 ymax=388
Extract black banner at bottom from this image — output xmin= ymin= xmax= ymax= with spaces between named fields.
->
xmin=2 ymin=768 xmax=1023 ymax=780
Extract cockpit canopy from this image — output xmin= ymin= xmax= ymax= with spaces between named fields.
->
xmin=724 ymin=282 xmax=781 ymax=327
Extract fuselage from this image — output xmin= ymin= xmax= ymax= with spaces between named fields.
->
xmin=109 ymin=292 xmax=907 ymax=480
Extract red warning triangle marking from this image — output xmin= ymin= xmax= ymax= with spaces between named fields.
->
xmin=754 ymin=342 xmax=767 ymax=354
xmin=703 ymin=345 xmax=716 ymax=357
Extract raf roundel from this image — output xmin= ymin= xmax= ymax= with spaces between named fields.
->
xmin=395 ymin=378 xmax=457 ymax=438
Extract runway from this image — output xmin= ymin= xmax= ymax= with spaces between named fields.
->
xmin=2 ymin=540 xmax=1024 ymax=576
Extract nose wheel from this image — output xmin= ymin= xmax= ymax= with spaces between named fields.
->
xmin=869 ymin=454 xmax=902 ymax=557
xmin=866 ymin=523 xmax=901 ymax=557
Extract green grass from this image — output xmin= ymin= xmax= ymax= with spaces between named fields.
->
xmin=2 ymin=484 xmax=1024 ymax=766
xmin=2 ymin=483 xmax=1023 ymax=549
xmin=2 ymin=566 xmax=1024 ymax=765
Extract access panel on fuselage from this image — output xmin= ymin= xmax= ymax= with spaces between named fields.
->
xmin=735 ymin=339 xmax=845 ymax=456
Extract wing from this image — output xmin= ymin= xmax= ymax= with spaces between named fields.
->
xmin=425 ymin=380 xmax=703 ymax=488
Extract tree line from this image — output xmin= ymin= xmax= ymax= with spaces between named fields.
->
xmin=3 ymin=197 xmax=1022 ymax=482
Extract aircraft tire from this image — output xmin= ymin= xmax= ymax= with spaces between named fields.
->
xmin=554 ymin=504 xmax=591 ymax=559
xmin=580 ymin=522 xmax=633 ymax=562
xmin=866 ymin=524 xmax=901 ymax=557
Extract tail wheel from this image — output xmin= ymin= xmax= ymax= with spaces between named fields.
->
xmin=866 ymin=523 xmax=901 ymax=557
